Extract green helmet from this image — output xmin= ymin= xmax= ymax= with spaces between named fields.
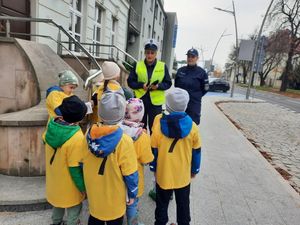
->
xmin=58 ymin=70 xmax=79 ymax=86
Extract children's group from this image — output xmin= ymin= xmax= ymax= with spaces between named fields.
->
xmin=44 ymin=52 xmax=202 ymax=225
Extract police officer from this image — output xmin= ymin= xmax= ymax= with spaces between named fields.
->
xmin=175 ymin=48 xmax=209 ymax=125
xmin=127 ymin=39 xmax=172 ymax=133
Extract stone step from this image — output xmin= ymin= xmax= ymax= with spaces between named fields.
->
xmin=0 ymin=175 xmax=50 ymax=212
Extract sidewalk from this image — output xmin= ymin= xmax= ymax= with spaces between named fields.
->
xmin=140 ymin=96 xmax=300 ymax=225
xmin=1 ymin=95 xmax=300 ymax=225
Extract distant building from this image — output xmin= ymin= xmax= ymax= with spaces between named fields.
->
xmin=127 ymin=0 xmax=177 ymax=69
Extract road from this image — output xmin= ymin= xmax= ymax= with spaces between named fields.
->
xmin=205 ymin=87 xmax=300 ymax=113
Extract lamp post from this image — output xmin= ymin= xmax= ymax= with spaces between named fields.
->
xmin=245 ymin=0 xmax=275 ymax=99
xmin=210 ymin=29 xmax=232 ymax=74
xmin=214 ymin=0 xmax=239 ymax=98
xmin=194 ymin=46 xmax=206 ymax=67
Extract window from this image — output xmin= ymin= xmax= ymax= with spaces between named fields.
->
xmin=111 ymin=17 xmax=118 ymax=45
xmin=150 ymin=0 xmax=154 ymax=11
xmin=162 ymin=18 xmax=165 ymax=30
xmin=111 ymin=17 xmax=118 ymax=58
xmin=93 ymin=4 xmax=104 ymax=56
xmin=153 ymin=31 xmax=156 ymax=39
xmin=159 ymin=12 xmax=162 ymax=25
xmin=157 ymin=36 xmax=160 ymax=42
xmin=154 ymin=3 xmax=158 ymax=19
xmin=69 ymin=0 xmax=82 ymax=52
xmin=142 ymin=18 xmax=145 ymax=37
xmin=148 ymin=25 xmax=151 ymax=38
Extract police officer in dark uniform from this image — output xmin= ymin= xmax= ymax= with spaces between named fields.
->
xmin=127 ymin=39 xmax=172 ymax=133
xmin=175 ymin=48 xmax=209 ymax=125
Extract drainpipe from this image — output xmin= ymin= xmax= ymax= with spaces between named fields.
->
xmin=151 ymin=0 xmax=157 ymax=38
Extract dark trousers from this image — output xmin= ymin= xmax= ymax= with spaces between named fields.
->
xmin=186 ymin=99 xmax=201 ymax=125
xmin=155 ymin=184 xmax=191 ymax=225
xmin=88 ymin=215 xmax=123 ymax=225
xmin=141 ymin=95 xmax=162 ymax=133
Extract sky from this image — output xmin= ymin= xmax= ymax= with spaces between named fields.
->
xmin=163 ymin=0 xmax=271 ymax=70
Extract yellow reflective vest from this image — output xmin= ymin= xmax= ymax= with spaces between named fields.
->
xmin=134 ymin=60 xmax=165 ymax=105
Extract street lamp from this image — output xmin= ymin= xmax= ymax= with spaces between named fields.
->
xmin=214 ymin=0 xmax=239 ymax=98
xmin=194 ymin=46 xmax=206 ymax=67
xmin=245 ymin=0 xmax=275 ymax=99
xmin=210 ymin=29 xmax=232 ymax=74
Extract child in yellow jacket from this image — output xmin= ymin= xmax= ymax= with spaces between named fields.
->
xmin=83 ymin=90 xmax=138 ymax=225
xmin=119 ymin=98 xmax=154 ymax=225
xmin=150 ymin=88 xmax=202 ymax=225
xmin=90 ymin=61 xmax=123 ymax=123
xmin=44 ymin=95 xmax=87 ymax=225
xmin=46 ymin=70 xmax=79 ymax=119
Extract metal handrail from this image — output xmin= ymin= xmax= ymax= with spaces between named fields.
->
xmin=84 ymin=70 xmax=102 ymax=90
xmin=4 ymin=31 xmax=89 ymax=73
xmin=0 ymin=16 xmax=101 ymax=69
xmin=0 ymin=16 xmax=138 ymax=65
xmin=0 ymin=16 xmax=101 ymax=70
xmin=62 ymin=42 xmax=138 ymax=64
xmin=62 ymin=42 xmax=137 ymax=70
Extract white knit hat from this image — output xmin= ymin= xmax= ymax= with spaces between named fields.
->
xmin=98 ymin=89 xmax=126 ymax=125
xmin=102 ymin=61 xmax=121 ymax=80
xmin=166 ymin=88 xmax=190 ymax=113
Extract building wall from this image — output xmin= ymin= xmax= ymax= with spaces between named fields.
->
xmin=30 ymin=0 xmax=129 ymax=60
xmin=128 ymin=0 xmax=166 ymax=61
xmin=27 ymin=0 xmax=173 ymax=66
xmin=151 ymin=0 xmax=165 ymax=60
xmin=126 ymin=0 xmax=143 ymax=60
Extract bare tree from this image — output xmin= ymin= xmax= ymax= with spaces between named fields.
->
xmin=269 ymin=0 xmax=300 ymax=91
xmin=258 ymin=30 xmax=289 ymax=86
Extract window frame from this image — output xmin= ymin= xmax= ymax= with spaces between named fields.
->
xmin=92 ymin=4 xmax=104 ymax=57
xmin=69 ymin=0 xmax=83 ymax=52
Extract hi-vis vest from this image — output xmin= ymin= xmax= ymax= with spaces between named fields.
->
xmin=134 ymin=60 xmax=165 ymax=105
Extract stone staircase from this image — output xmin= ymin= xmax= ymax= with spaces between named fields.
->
xmin=0 ymin=37 xmax=88 ymax=211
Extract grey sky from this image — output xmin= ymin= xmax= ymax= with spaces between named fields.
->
xmin=164 ymin=0 xmax=271 ymax=70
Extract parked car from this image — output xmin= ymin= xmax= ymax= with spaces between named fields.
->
xmin=208 ymin=78 xmax=230 ymax=92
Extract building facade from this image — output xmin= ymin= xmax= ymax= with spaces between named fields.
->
xmin=1 ymin=0 xmax=130 ymax=60
xmin=1 ymin=0 xmax=177 ymax=68
xmin=127 ymin=0 xmax=177 ymax=70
